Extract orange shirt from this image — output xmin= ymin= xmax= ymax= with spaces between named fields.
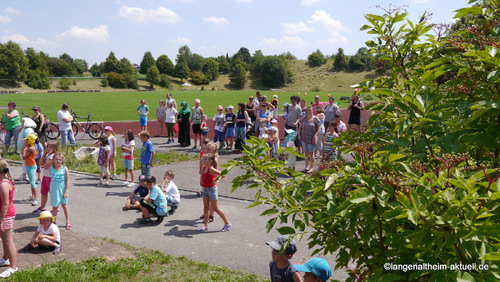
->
xmin=25 ymin=148 xmax=37 ymax=167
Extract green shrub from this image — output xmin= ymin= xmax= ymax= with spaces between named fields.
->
xmin=190 ymin=71 xmax=208 ymax=85
xmin=58 ymin=76 xmax=72 ymax=90
xmin=105 ymin=72 xmax=126 ymax=88
xmin=159 ymin=74 xmax=170 ymax=88
xmin=25 ymin=70 xmax=50 ymax=89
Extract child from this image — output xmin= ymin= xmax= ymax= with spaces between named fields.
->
xmin=197 ymin=138 xmax=210 ymax=197
xmin=124 ymin=175 xmax=148 ymax=210
xmin=23 ymin=211 xmax=61 ymax=254
xmin=224 ymin=105 xmax=236 ymax=151
xmin=200 ymin=115 xmax=209 ymax=138
xmin=267 ymin=127 xmax=279 ymax=159
xmin=197 ymin=153 xmax=231 ymax=232
xmin=156 ymin=99 xmax=165 ymax=137
xmin=35 ymin=136 xmax=43 ymax=184
xmin=94 ymin=136 xmax=110 ymax=186
xmin=282 ymin=103 xmax=289 ymax=121
xmin=198 ymin=141 xmax=216 ymax=220
xmin=138 ymin=176 xmax=168 ymax=225
xmin=22 ymin=133 xmax=39 ymax=206
xmin=258 ymin=118 xmax=269 ymax=139
xmin=294 ymin=258 xmax=332 ymax=282
xmin=50 ymin=152 xmax=72 ymax=230
xmin=137 ymin=99 xmax=149 ymax=131
xmin=314 ymin=107 xmax=325 ymax=159
xmin=0 ymin=159 xmax=18 ymax=278
xmin=138 ymin=130 xmax=155 ymax=177
xmin=16 ymin=117 xmax=35 ymax=183
xmin=121 ymin=129 xmax=135 ymax=187
xmin=32 ymin=141 xmax=58 ymax=214
xmin=165 ymin=101 xmax=177 ymax=144
xmin=266 ymin=235 xmax=301 ymax=282
xmin=160 ymin=170 xmax=180 ymax=214
xmin=271 ymin=94 xmax=279 ymax=119
xmin=104 ymin=126 xmax=117 ymax=180
xmin=321 ymin=122 xmax=339 ymax=163
xmin=213 ymin=105 xmax=225 ymax=149
xmin=286 ymin=141 xmax=297 ymax=171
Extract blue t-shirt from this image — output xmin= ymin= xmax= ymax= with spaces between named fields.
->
xmin=269 ymin=261 xmax=298 ymax=282
xmin=149 ymin=185 xmax=167 ymax=216
xmin=35 ymin=143 xmax=43 ymax=159
xmin=133 ymin=185 xmax=149 ymax=198
xmin=137 ymin=105 xmax=149 ymax=117
xmin=140 ymin=140 xmax=155 ymax=164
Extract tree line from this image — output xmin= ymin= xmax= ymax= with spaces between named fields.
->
xmin=0 ymin=41 xmax=384 ymax=90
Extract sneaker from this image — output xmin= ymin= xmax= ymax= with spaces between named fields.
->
xmin=52 ymin=245 xmax=62 ymax=254
xmin=221 ymin=223 xmax=232 ymax=232
xmin=16 ymin=174 xmax=27 ymax=181
xmin=192 ymin=145 xmax=197 ymax=150
xmin=35 ymin=179 xmax=41 ymax=184
xmin=139 ymin=218 xmax=153 ymax=225
xmin=31 ymin=199 xmax=39 ymax=206
xmin=104 ymin=181 xmax=110 ymax=186
xmin=97 ymin=181 xmax=102 ymax=186
xmin=121 ymin=182 xmax=129 ymax=186
xmin=24 ymin=196 xmax=34 ymax=202
xmin=127 ymin=182 xmax=136 ymax=187
xmin=197 ymin=226 xmax=209 ymax=232
xmin=156 ymin=215 xmax=165 ymax=224
xmin=0 ymin=257 xmax=10 ymax=266
xmin=111 ymin=174 xmax=117 ymax=180
xmin=0 ymin=267 xmax=17 ymax=278
xmin=32 ymin=207 xmax=46 ymax=214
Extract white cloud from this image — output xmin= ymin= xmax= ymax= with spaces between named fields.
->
xmin=301 ymin=0 xmax=322 ymax=6
xmin=118 ymin=6 xmax=182 ymax=23
xmin=260 ymin=36 xmax=305 ymax=48
xmin=5 ymin=7 xmax=20 ymax=14
xmin=412 ymin=0 xmax=431 ymax=3
xmin=168 ymin=37 xmax=192 ymax=44
xmin=203 ymin=16 xmax=229 ymax=27
xmin=0 ymin=32 xmax=53 ymax=47
xmin=310 ymin=10 xmax=349 ymax=36
xmin=56 ymin=25 xmax=109 ymax=42
xmin=319 ymin=36 xmax=348 ymax=44
xmin=0 ymin=16 xmax=12 ymax=23
xmin=281 ymin=21 xmax=314 ymax=35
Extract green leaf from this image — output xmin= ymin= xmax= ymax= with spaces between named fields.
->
xmin=489 ymin=47 xmax=498 ymax=57
xmin=266 ymin=217 xmax=277 ymax=233
xmin=481 ymin=252 xmax=500 ymax=260
xmin=383 ymin=208 xmax=403 ymax=221
xmin=389 ymin=154 xmax=406 ymax=162
xmin=277 ymin=226 xmax=295 ymax=235
xmin=454 ymin=7 xmax=483 ymax=19
xmin=407 ymin=209 xmax=418 ymax=225
xmin=349 ymin=188 xmax=375 ymax=203
xmin=261 ymin=208 xmax=279 ymax=216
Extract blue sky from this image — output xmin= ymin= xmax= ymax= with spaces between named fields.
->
xmin=0 ymin=0 xmax=469 ymax=66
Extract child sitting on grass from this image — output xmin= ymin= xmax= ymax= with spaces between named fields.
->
xmin=23 ymin=211 xmax=61 ymax=254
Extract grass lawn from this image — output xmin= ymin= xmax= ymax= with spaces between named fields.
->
xmin=9 ymin=250 xmax=267 ymax=281
xmin=0 ymin=89 xmax=355 ymax=123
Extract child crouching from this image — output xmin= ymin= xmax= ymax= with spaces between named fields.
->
xmin=23 ymin=211 xmax=61 ymax=254
xmin=161 ymin=170 xmax=180 ymax=215
xmin=138 ymin=176 xmax=168 ymax=225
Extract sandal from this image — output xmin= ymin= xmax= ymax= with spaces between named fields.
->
xmin=52 ymin=245 xmax=62 ymax=255
xmin=23 ymin=243 xmax=34 ymax=251
xmin=300 ymin=169 xmax=308 ymax=173
xmin=199 ymin=214 xmax=204 ymax=219
xmin=209 ymin=215 xmax=214 ymax=223
xmin=66 ymin=223 xmax=73 ymax=230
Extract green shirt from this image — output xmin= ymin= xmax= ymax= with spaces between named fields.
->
xmin=4 ymin=110 xmax=21 ymax=130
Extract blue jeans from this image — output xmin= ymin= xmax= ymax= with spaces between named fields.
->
xmin=213 ymin=130 xmax=224 ymax=143
xmin=60 ymin=128 xmax=75 ymax=147
xmin=4 ymin=126 xmax=20 ymax=147
xmin=141 ymin=163 xmax=152 ymax=177
xmin=235 ymin=126 xmax=246 ymax=141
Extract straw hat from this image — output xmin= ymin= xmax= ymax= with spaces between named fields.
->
xmin=36 ymin=211 xmax=54 ymax=221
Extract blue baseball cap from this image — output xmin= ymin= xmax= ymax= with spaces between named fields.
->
xmin=266 ymin=235 xmax=297 ymax=255
xmin=294 ymin=258 xmax=332 ymax=281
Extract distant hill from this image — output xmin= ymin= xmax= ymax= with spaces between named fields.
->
xmin=0 ymin=59 xmax=378 ymax=93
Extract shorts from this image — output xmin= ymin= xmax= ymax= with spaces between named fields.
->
xmin=202 ymin=186 xmax=218 ymax=201
xmin=41 ymin=176 xmax=51 ymax=195
xmin=214 ymin=130 xmax=224 ymax=143
xmin=123 ymin=158 xmax=134 ymax=170
xmin=141 ymin=163 xmax=152 ymax=177
xmin=165 ymin=195 xmax=179 ymax=206
xmin=140 ymin=116 xmax=147 ymax=126
xmin=60 ymin=128 xmax=75 ymax=147
xmin=1 ymin=216 xmax=14 ymax=231
xmin=201 ymin=129 xmax=209 ymax=137
xmin=301 ymin=141 xmax=316 ymax=152
xmin=225 ymin=127 xmax=235 ymax=138
xmin=140 ymin=199 xmax=157 ymax=215
xmin=132 ymin=195 xmax=144 ymax=203
xmin=99 ymin=165 xmax=109 ymax=174
xmin=192 ymin=123 xmax=201 ymax=134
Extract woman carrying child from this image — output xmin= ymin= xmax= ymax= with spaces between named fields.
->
xmin=23 ymin=210 xmax=61 ymax=254
xmin=50 ymin=152 xmax=72 ymax=230
xmin=0 ymin=159 xmax=18 ymax=278
xmin=197 ymin=153 xmax=231 ymax=232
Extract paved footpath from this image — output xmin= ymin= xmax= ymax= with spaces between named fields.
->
xmin=7 ymin=134 xmax=353 ymax=280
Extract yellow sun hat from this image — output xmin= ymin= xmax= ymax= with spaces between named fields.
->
xmin=36 ymin=210 xmax=54 ymax=222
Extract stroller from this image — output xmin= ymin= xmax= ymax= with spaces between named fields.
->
xmin=278 ymin=128 xmax=298 ymax=161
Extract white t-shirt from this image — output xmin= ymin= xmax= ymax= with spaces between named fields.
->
xmin=165 ymin=108 xmax=177 ymax=123
xmin=42 ymin=153 xmax=54 ymax=177
xmin=165 ymin=98 xmax=177 ymax=110
xmin=121 ymin=140 xmax=135 ymax=159
xmin=213 ymin=113 xmax=225 ymax=132
xmin=164 ymin=180 xmax=180 ymax=203
xmin=57 ymin=110 xmax=72 ymax=131
xmin=108 ymin=136 xmax=116 ymax=154
xmin=37 ymin=223 xmax=60 ymax=242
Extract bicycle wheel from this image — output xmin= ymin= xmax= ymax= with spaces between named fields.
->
xmin=72 ymin=123 xmax=79 ymax=138
xmin=0 ymin=128 xmax=5 ymax=146
xmin=88 ymin=123 xmax=103 ymax=140
xmin=46 ymin=123 xmax=60 ymax=140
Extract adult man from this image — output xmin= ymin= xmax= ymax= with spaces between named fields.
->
xmin=324 ymin=96 xmax=340 ymax=130
xmin=165 ymin=93 xmax=177 ymax=110
xmin=285 ymin=96 xmax=301 ymax=136
xmin=57 ymin=103 xmax=76 ymax=152
xmin=253 ymin=91 xmax=262 ymax=107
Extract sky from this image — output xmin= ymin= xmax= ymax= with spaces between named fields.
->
xmin=0 ymin=0 xmax=470 ymax=66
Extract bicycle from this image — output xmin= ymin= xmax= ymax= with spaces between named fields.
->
xmin=21 ymin=110 xmax=60 ymax=140
xmin=70 ymin=110 xmax=103 ymax=140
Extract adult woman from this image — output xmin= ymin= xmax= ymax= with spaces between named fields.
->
xmin=177 ymin=102 xmax=191 ymax=147
xmin=324 ymin=96 xmax=339 ymax=130
xmin=3 ymin=102 xmax=21 ymax=153
xmin=298 ymin=106 xmax=321 ymax=173
xmin=347 ymin=94 xmax=364 ymax=131
xmin=0 ymin=159 xmax=18 ymax=278
xmin=246 ymin=96 xmax=257 ymax=136
xmin=258 ymin=103 xmax=272 ymax=137
xmin=32 ymin=106 xmax=47 ymax=148
xmin=235 ymin=103 xmax=249 ymax=145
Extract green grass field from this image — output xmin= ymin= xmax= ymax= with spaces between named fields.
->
xmin=0 ymin=90 xmax=353 ymax=122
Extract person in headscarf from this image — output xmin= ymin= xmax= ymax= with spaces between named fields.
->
xmin=177 ymin=102 xmax=191 ymax=147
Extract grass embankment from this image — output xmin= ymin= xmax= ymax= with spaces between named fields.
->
xmin=8 ymin=250 xmax=267 ymax=281
xmin=1 ymin=145 xmax=198 ymax=175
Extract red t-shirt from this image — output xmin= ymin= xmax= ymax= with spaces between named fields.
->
xmin=0 ymin=179 xmax=16 ymax=218
xmin=202 ymin=165 xmax=216 ymax=188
